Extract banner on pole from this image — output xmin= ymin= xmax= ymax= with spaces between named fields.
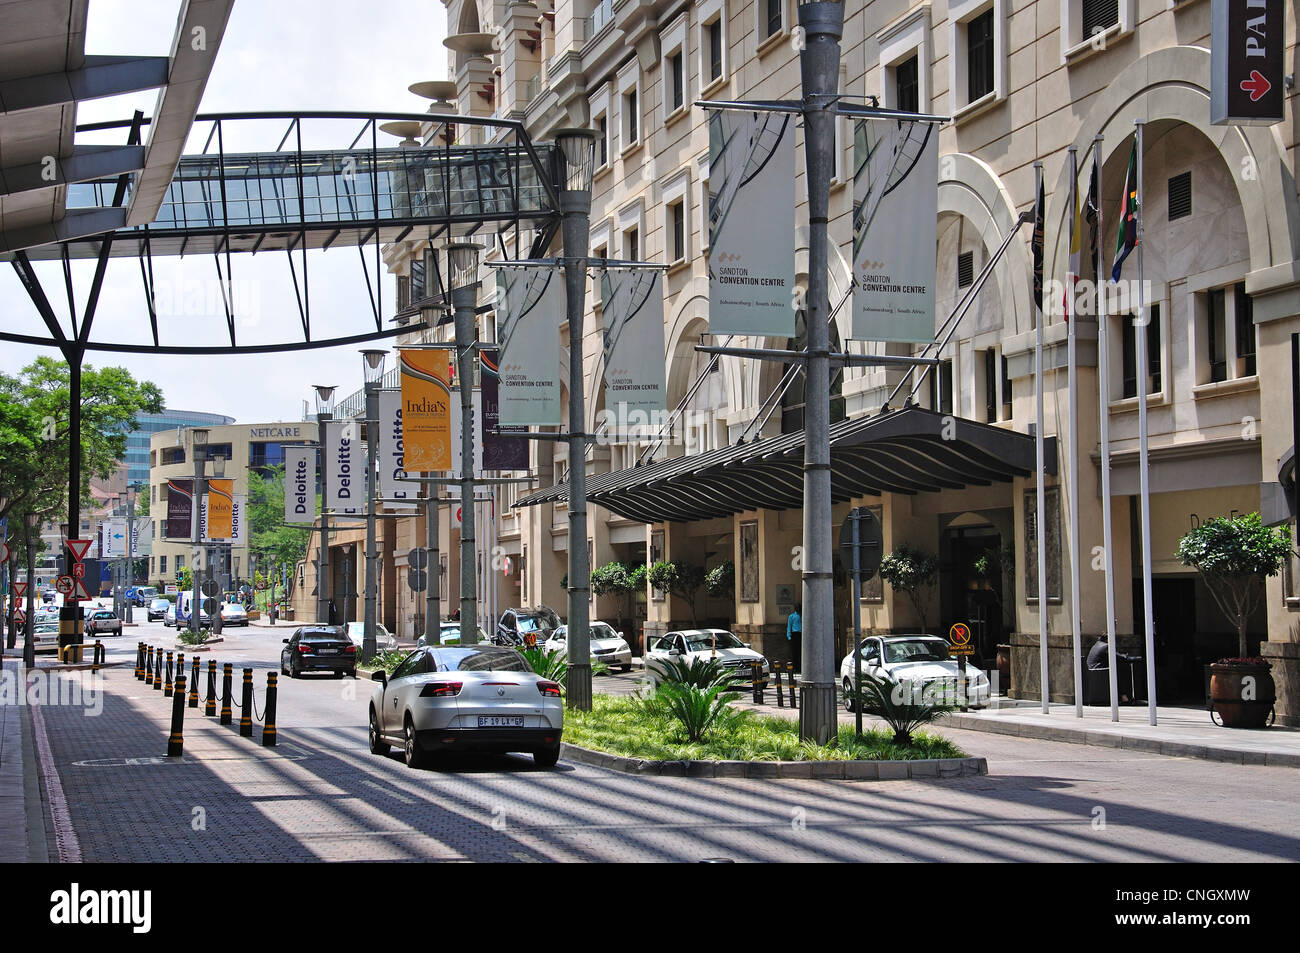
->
xmin=601 ymin=269 xmax=666 ymax=425
xmin=285 ymin=446 xmax=317 ymax=524
xmin=851 ymin=119 xmax=938 ymax=343
xmin=100 ymin=518 xmax=128 ymax=558
xmin=165 ymin=479 xmax=193 ymax=539
xmin=707 ymin=110 xmax=795 ymax=337
xmin=399 ymin=348 xmax=453 ymax=471
xmin=479 ymin=349 xmax=529 ymax=470
xmin=450 ymin=389 xmax=485 ymax=477
xmin=496 ymin=268 xmax=563 ymax=424
xmin=379 ymin=389 xmax=418 ymax=508
xmin=324 ymin=420 xmax=365 ymax=515
xmin=207 ymin=479 xmax=235 ymax=539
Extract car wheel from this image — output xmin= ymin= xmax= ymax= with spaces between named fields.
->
xmin=333 ymin=670 xmax=344 ymax=679
xmin=369 ymin=708 xmax=390 ymax=756
xmin=290 ymin=660 xmax=301 ymax=679
xmin=842 ymin=678 xmax=856 ymax=712
xmin=620 ymin=664 xmax=632 ymax=673
xmin=346 ymin=669 xmax=357 ymax=679
xmin=403 ymin=716 xmax=428 ymax=769
xmin=533 ymin=743 xmax=561 ymax=768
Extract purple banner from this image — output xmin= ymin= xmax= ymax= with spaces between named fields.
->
xmin=480 ymin=348 xmax=529 ymax=471
xmin=165 ymin=479 xmax=193 ymax=539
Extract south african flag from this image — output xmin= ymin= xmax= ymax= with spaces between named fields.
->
xmin=1111 ymin=142 xmax=1139 ymax=282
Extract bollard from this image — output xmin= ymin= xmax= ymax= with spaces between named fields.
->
xmin=787 ymin=662 xmax=798 ymax=709
xmin=205 ymin=660 xmax=217 ymax=717
xmin=219 ymin=663 xmax=233 ymax=725
xmin=238 ymin=668 xmax=253 ymax=737
xmin=92 ymin=641 xmax=103 ymax=672
xmin=261 ymin=672 xmax=278 ymax=747
xmin=188 ymin=656 xmax=200 ymax=708
xmin=167 ymin=674 xmax=187 ymax=757
xmin=163 ymin=651 xmax=174 ymax=696
xmin=135 ymin=643 xmax=144 ymax=680
xmin=146 ymin=646 xmax=155 ymax=686
xmin=750 ymin=661 xmax=763 ymax=704
xmin=774 ymin=664 xmax=785 ymax=708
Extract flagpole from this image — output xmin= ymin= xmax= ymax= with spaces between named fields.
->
xmin=1068 ymin=146 xmax=1083 ymax=719
xmin=1097 ymin=134 xmax=1120 ymax=723
xmin=1034 ymin=160 xmax=1050 ymax=714
xmin=1134 ymin=118 xmax=1157 ymax=726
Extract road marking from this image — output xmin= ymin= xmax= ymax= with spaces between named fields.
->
xmin=29 ymin=699 xmax=82 ymax=862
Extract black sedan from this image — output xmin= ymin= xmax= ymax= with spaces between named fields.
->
xmin=280 ymin=626 xmax=358 ymax=678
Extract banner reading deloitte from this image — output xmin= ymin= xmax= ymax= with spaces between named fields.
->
xmin=399 ymin=349 xmax=452 ymax=472
xmin=707 ymin=110 xmax=795 ymax=337
xmin=601 ymin=269 xmax=666 ymax=422
xmin=379 ymin=389 xmax=417 ymax=508
xmin=852 ymin=119 xmax=938 ymax=343
xmin=325 ymin=420 xmax=364 ymax=515
xmin=284 ymin=446 xmax=316 ymax=524
xmin=496 ymin=267 xmax=562 ymax=425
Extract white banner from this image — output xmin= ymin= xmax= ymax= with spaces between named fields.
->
xmin=284 ymin=445 xmax=317 ymax=524
xmin=707 ymin=110 xmax=795 ymax=337
xmin=131 ymin=517 xmax=151 ymax=557
xmin=449 ymin=389 xmax=484 ymax=478
xmin=852 ymin=119 xmax=938 ymax=342
xmin=379 ymin=389 xmax=417 ymax=509
xmin=101 ymin=519 xmax=128 ymax=558
xmin=324 ymin=419 xmax=365 ymax=515
xmin=601 ymin=269 xmax=666 ymax=423
xmin=199 ymin=495 xmax=245 ymax=543
xmin=497 ymin=267 xmax=563 ymax=425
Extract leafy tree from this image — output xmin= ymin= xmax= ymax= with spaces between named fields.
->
xmin=705 ymin=560 xmax=734 ymax=598
xmin=590 ymin=561 xmax=639 ymax=627
xmin=247 ymin=466 xmax=312 ymax=571
xmin=647 ymin=560 xmax=706 ymax=626
xmin=1176 ymin=512 xmax=1291 ymax=657
xmin=878 ymin=543 xmax=939 ymax=632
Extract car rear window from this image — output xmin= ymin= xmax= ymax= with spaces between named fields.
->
xmin=437 ymin=647 xmax=530 ymax=673
xmin=301 ymin=628 xmax=347 ymax=641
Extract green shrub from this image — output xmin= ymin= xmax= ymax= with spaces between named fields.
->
xmin=845 ymin=670 xmax=958 ymax=745
xmin=655 ymin=682 xmax=743 ymax=742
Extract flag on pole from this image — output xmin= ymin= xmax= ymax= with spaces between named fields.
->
xmin=1065 ymin=164 xmax=1083 ymax=323
xmin=1085 ymin=159 xmax=1100 ymax=277
xmin=1111 ymin=142 xmax=1139 ymax=281
xmin=1031 ymin=178 xmax=1045 ymax=317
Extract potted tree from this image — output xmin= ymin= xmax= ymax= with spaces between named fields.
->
xmin=648 ymin=560 xmax=706 ymax=627
xmin=878 ymin=544 xmax=939 ymax=633
xmin=1176 ymin=512 xmax=1290 ymax=728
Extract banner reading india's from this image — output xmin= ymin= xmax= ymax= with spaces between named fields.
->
xmin=479 ymin=349 xmax=529 ymax=470
xmin=165 ymin=479 xmax=193 ymax=539
xmin=707 ymin=110 xmax=795 ymax=336
xmin=284 ymin=446 xmax=316 ymax=524
xmin=601 ymin=268 xmax=666 ymax=424
xmin=198 ymin=493 xmax=246 ymax=544
xmin=852 ymin=118 xmax=938 ymax=342
xmin=399 ymin=349 xmax=453 ymax=472
xmin=378 ymin=389 xmax=417 ymax=508
xmin=207 ymin=479 xmax=235 ymax=539
xmin=496 ymin=267 xmax=563 ymax=425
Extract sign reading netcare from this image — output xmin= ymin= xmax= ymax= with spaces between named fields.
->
xmin=601 ymin=269 xmax=666 ymax=423
xmin=852 ymin=118 xmax=938 ymax=343
xmin=1211 ymin=0 xmax=1284 ymax=126
xmin=325 ymin=419 xmax=364 ymax=515
xmin=379 ymin=389 xmax=417 ymax=509
xmin=399 ymin=348 xmax=453 ymax=472
xmin=284 ymin=445 xmax=316 ymax=524
xmin=707 ymin=109 xmax=795 ymax=337
xmin=497 ymin=267 xmax=563 ymax=425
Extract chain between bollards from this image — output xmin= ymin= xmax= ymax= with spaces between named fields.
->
xmin=261 ymin=672 xmax=278 ymax=747
xmin=205 ymin=660 xmax=217 ymax=717
xmin=167 ymin=674 xmax=187 ymax=757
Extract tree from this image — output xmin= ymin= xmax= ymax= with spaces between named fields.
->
xmin=647 ymin=560 xmax=706 ymax=626
xmin=705 ymin=560 xmax=735 ymax=599
xmin=590 ymin=561 xmax=637 ymax=627
xmin=878 ymin=543 xmax=939 ymax=632
xmin=1176 ymin=512 xmax=1291 ymax=658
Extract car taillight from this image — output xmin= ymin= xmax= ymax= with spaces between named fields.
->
xmin=420 ymin=681 xmax=463 ymax=697
xmin=344 ymin=644 xmax=357 ymax=654
xmin=298 ymin=644 xmax=313 ymax=654
xmin=537 ymin=680 xmax=561 ymax=697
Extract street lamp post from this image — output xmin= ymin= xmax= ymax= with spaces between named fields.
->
xmin=125 ymin=482 xmax=142 ymax=624
xmin=23 ymin=512 xmax=38 ymax=667
xmin=190 ymin=429 xmax=209 ymax=634
xmin=555 ymin=128 xmax=597 ymax=711
xmin=447 ymin=242 xmax=482 ymax=646
xmin=314 ymin=385 xmax=337 ymax=625
xmin=361 ymin=349 xmax=387 ymax=663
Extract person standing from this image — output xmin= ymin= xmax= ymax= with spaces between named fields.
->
xmin=786 ymin=604 xmax=802 ymax=674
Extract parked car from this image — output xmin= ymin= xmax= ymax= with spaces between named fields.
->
xmin=220 ymin=602 xmax=249 ymax=627
xmin=147 ymin=598 xmax=171 ymax=622
xmin=368 ymin=644 xmax=563 ymax=768
xmin=344 ymin=621 xmax=398 ymax=652
xmin=494 ymin=607 xmax=561 ymax=646
xmin=280 ymin=626 xmax=357 ymax=678
xmin=542 ymin=622 xmax=633 ymax=672
xmin=645 ymin=629 xmax=770 ymax=686
xmin=84 ymin=609 xmax=123 ymax=637
xmin=133 ymin=586 xmax=159 ymax=606
xmin=418 ymin=621 xmax=490 ymax=647
xmin=839 ymin=635 xmax=991 ymax=710
xmin=165 ymin=601 xmax=211 ymax=628
xmin=32 ymin=620 xmax=61 ymax=654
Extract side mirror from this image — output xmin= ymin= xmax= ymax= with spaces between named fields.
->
xmin=282 ymin=638 xmax=289 ymax=644
xmin=371 ymin=670 xmax=388 ymax=685
xmin=668 ymin=649 xmax=681 ymax=657
xmin=743 ymin=642 xmax=752 ymax=649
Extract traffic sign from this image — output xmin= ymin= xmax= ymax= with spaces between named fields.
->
xmin=72 ymin=576 xmax=92 ymax=601
xmin=13 ymin=581 xmax=26 ymax=598
xmin=13 ymin=609 xmax=24 ymax=626
xmin=67 ymin=539 xmax=93 ymax=562
xmin=837 ymin=507 xmax=883 ymax=580
xmin=202 ymin=597 xmax=218 ymax=615
xmin=72 ymin=562 xmax=86 ymax=579
xmin=407 ymin=568 xmax=428 ymax=592
xmin=947 ymin=622 xmax=976 ymax=656
xmin=55 ymin=575 xmax=74 ymax=596
xmin=408 ymin=547 xmax=429 ymax=570
xmin=201 ymin=579 xmax=220 ymax=598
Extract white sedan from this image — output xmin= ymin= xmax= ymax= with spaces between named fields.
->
xmin=417 ymin=621 xmax=491 ymax=647
xmin=542 ymin=623 xmax=633 ymax=672
xmin=645 ymin=629 xmax=769 ymax=685
xmin=839 ymin=635 xmax=990 ymax=709
xmin=220 ymin=602 xmax=249 ymax=627
xmin=368 ymin=645 xmax=563 ymax=769
xmin=345 ymin=621 xmax=398 ymax=652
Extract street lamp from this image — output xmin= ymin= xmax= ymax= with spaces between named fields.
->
xmin=360 ymin=349 xmax=387 ymax=663
xmin=313 ymin=384 xmax=337 ymax=625
xmin=23 ymin=511 xmax=38 ymax=667
xmin=447 ymin=241 xmax=482 ymax=646
xmin=555 ymin=127 xmax=596 ymax=711
xmin=189 ymin=428 xmax=209 ymax=634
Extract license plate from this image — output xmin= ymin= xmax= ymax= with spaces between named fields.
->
xmin=478 ymin=716 xmax=524 ymax=728
xmin=318 ymin=648 xmax=338 ymax=655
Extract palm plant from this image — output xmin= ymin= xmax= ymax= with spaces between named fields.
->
xmin=652 ymin=654 xmax=744 ymax=690
xmin=845 ymin=670 xmax=958 ymax=745
xmin=517 ymin=645 xmax=607 ymax=692
xmin=656 ymin=682 xmax=742 ymax=742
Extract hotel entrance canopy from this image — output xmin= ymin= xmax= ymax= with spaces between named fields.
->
xmin=514 ymin=407 xmax=1054 ymax=524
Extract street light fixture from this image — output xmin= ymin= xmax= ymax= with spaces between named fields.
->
xmin=447 ymin=241 xmax=482 ymax=646
xmin=359 ymin=349 xmax=387 ymax=663
xmin=554 ymin=127 xmax=597 ymax=711
xmin=313 ymin=385 xmax=336 ymax=625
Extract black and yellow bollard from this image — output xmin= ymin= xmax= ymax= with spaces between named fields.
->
xmin=188 ymin=656 xmax=200 ymax=708
xmin=750 ymin=661 xmax=763 ymax=704
xmin=261 ymin=672 xmax=278 ymax=747
xmin=135 ymin=643 xmax=144 ymax=680
xmin=167 ymin=674 xmax=187 ymax=757
xmin=238 ymin=668 xmax=253 ymax=737
xmin=786 ymin=662 xmax=798 ymax=709
xmin=219 ymin=663 xmax=233 ymax=725
xmin=163 ymin=651 xmax=174 ymax=696
xmin=774 ymin=664 xmax=785 ymax=708
xmin=146 ymin=646 xmax=155 ymax=686
xmin=205 ymin=660 xmax=217 ymax=717
xmin=92 ymin=641 xmax=103 ymax=672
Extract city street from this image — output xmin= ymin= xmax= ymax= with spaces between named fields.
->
xmin=15 ymin=617 xmax=1300 ymax=863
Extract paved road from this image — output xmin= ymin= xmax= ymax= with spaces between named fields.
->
xmin=27 ymin=620 xmax=1300 ymax=862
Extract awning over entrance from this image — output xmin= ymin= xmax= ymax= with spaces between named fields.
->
xmin=514 ymin=406 xmax=1054 ymax=524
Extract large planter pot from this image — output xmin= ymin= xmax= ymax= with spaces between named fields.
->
xmin=1209 ymin=661 xmax=1275 ymax=729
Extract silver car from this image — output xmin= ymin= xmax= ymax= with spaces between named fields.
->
xmin=345 ymin=621 xmax=398 ymax=652
xmin=543 ymin=622 xmax=633 ymax=672
xmin=368 ymin=645 xmax=564 ymax=769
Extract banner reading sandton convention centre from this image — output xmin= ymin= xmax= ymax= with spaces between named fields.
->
xmin=601 ymin=269 xmax=666 ymax=420
xmin=496 ymin=267 xmax=562 ymax=424
xmin=852 ymin=118 xmax=938 ymax=343
xmin=707 ymin=109 xmax=795 ymax=337
xmin=284 ymin=445 xmax=316 ymax=524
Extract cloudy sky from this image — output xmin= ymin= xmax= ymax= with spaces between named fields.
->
xmin=0 ymin=0 xmax=448 ymax=422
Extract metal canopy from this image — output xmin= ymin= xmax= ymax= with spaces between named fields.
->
xmin=514 ymin=407 xmax=1055 ymax=524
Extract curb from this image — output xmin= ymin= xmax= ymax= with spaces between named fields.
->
xmin=943 ymin=713 xmax=1300 ymax=768
xmin=559 ymin=743 xmax=987 ymax=780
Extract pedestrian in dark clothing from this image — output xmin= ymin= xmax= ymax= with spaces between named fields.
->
xmin=786 ymin=604 xmax=802 ymax=673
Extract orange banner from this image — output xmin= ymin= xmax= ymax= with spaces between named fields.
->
xmin=208 ymin=479 xmax=234 ymax=539
xmin=400 ymin=349 xmax=452 ymax=471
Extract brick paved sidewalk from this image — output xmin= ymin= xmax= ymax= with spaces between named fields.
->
xmin=0 ymin=655 xmax=51 ymax=862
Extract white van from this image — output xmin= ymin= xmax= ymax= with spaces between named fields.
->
xmin=173 ymin=591 xmax=212 ymax=627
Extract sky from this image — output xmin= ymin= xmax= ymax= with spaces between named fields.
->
xmin=0 ymin=0 xmax=448 ymax=422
